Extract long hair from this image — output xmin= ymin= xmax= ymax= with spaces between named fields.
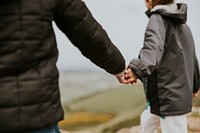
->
xmin=152 ymin=0 xmax=174 ymax=7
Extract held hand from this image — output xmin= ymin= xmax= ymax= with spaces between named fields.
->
xmin=115 ymin=72 xmax=130 ymax=84
xmin=124 ymin=68 xmax=138 ymax=84
xmin=193 ymin=91 xmax=199 ymax=97
xmin=115 ymin=68 xmax=138 ymax=84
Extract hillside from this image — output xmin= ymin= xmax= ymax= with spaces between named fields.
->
xmin=59 ymin=84 xmax=200 ymax=133
xmin=59 ymin=84 xmax=146 ymax=133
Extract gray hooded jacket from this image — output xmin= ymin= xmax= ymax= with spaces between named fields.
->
xmin=129 ymin=3 xmax=200 ymax=116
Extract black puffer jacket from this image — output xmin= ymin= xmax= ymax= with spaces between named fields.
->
xmin=129 ymin=3 xmax=200 ymax=116
xmin=0 ymin=0 xmax=125 ymax=132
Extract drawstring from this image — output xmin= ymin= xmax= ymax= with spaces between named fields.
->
xmin=146 ymin=101 xmax=150 ymax=110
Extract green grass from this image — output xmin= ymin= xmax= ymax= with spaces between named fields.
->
xmin=60 ymin=84 xmax=146 ymax=132
xmin=60 ymin=84 xmax=200 ymax=133
xmin=66 ymin=84 xmax=146 ymax=114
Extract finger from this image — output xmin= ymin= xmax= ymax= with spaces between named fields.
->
xmin=131 ymin=80 xmax=137 ymax=85
xmin=121 ymin=77 xmax=132 ymax=84
xmin=124 ymin=73 xmax=129 ymax=79
xmin=124 ymin=70 xmax=128 ymax=74
xmin=128 ymin=78 xmax=137 ymax=84
xmin=116 ymin=76 xmax=129 ymax=84
xmin=124 ymin=70 xmax=129 ymax=79
xmin=120 ymin=80 xmax=130 ymax=84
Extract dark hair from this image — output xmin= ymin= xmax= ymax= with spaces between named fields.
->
xmin=152 ymin=0 xmax=174 ymax=7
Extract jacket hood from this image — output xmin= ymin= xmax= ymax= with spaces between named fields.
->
xmin=146 ymin=3 xmax=187 ymax=24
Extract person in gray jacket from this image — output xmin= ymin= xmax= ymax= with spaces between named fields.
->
xmin=123 ymin=0 xmax=200 ymax=133
xmin=0 ymin=0 xmax=127 ymax=132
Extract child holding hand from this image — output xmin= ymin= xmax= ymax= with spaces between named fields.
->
xmin=125 ymin=0 xmax=200 ymax=133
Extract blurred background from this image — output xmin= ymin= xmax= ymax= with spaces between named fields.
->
xmin=53 ymin=0 xmax=200 ymax=132
xmin=55 ymin=0 xmax=200 ymax=71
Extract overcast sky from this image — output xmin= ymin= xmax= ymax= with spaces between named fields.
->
xmin=54 ymin=0 xmax=200 ymax=71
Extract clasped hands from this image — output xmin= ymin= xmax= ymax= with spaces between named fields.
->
xmin=116 ymin=68 xmax=200 ymax=97
xmin=116 ymin=68 xmax=138 ymax=84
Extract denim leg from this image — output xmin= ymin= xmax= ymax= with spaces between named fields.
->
xmin=27 ymin=124 xmax=61 ymax=133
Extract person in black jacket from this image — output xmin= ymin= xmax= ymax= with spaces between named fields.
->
xmin=123 ymin=0 xmax=200 ymax=133
xmin=0 ymin=0 xmax=128 ymax=132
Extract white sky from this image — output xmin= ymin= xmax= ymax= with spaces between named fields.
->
xmin=54 ymin=0 xmax=200 ymax=71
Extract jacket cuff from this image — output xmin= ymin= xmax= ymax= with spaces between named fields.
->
xmin=128 ymin=63 xmax=144 ymax=79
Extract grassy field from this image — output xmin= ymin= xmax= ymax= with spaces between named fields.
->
xmin=59 ymin=84 xmax=200 ymax=133
xmin=59 ymin=84 xmax=146 ymax=133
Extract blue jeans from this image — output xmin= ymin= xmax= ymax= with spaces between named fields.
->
xmin=28 ymin=124 xmax=61 ymax=133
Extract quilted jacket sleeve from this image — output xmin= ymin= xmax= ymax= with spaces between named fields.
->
xmin=129 ymin=14 xmax=166 ymax=79
xmin=54 ymin=0 xmax=125 ymax=74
